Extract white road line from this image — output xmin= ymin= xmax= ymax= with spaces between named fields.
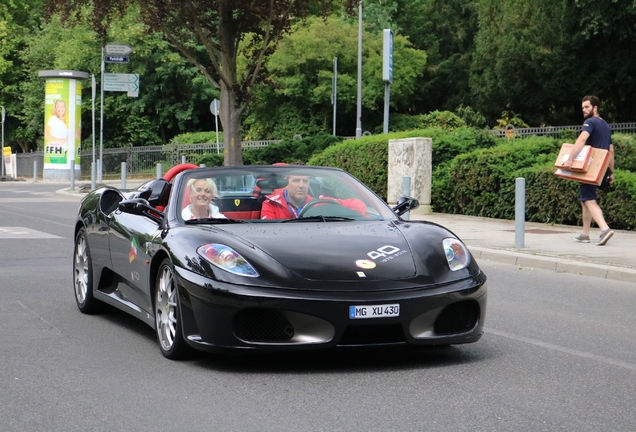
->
xmin=487 ymin=328 xmax=636 ymax=372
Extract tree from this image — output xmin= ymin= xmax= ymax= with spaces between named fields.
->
xmin=470 ymin=0 xmax=636 ymax=126
xmin=393 ymin=0 xmax=479 ymax=114
xmin=20 ymin=7 xmax=217 ymax=153
xmin=47 ymin=0 xmax=356 ymax=165
xmin=244 ymin=15 xmax=426 ymax=138
xmin=0 ymin=0 xmax=45 ymax=152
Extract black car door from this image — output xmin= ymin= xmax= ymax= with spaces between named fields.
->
xmin=108 ymin=210 xmax=161 ymax=315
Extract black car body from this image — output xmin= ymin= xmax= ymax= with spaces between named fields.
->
xmin=73 ymin=164 xmax=487 ymax=358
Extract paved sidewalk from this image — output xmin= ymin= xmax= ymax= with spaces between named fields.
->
xmin=59 ymin=179 xmax=635 ymax=284
xmin=411 ymin=213 xmax=636 ymax=283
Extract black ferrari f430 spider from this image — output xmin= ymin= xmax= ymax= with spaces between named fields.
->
xmin=73 ymin=164 xmax=487 ymax=359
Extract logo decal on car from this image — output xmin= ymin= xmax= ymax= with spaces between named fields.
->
xmin=129 ymin=238 xmax=138 ymax=263
xmin=355 ymin=259 xmax=376 ymax=269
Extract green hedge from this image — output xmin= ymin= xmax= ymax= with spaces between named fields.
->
xmin=195 ymin=132 xmax=342 ymax=167
xmin=431 ymin=135 xmax=636 ymax=230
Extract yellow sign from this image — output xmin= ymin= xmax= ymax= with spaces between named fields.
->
xmin=3 ymin=146 xmax=10 ymax=156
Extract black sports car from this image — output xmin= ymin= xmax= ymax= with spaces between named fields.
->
xmin=73 ymin=164 xmax=487 ymax=359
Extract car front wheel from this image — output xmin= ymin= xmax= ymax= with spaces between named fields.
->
xmin=73 ymin=228 xmax=100 ymax=314
xmin=155 ymin=259 xmax=191 ymax=359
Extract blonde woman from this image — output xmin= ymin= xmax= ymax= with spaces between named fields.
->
xmin=181 ymin=178 xmax=226 ymax=219
xmin=44 ymin=99 xmax=68 ymax=145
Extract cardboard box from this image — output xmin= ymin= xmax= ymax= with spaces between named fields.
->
xmin=554 ymin=143 xmax=592 ymax=172
xmin=554 ymin=147 xmax=610 ymax=185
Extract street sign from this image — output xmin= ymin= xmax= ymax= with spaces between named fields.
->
xmin=382 ymin=29 xmax=394 ymax=84
xmin=104 ymin=73 xmax=140 ymax=92
xmin=104 ymin=56 xmax=129 ymax=63
xmin=105 ymin=43 xmax=134 ymax=55
xmin=210 ymin=99 xmax=220 ymax=116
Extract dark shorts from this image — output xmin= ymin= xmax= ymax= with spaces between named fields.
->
xmin=580 ymin=183 xmax=597 ymax=202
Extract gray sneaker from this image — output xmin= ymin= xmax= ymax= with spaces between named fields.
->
xmin=574 ymin=234 xmax=590 ymax=243
xmin=596 ymin=229 xmax=614 ymax=246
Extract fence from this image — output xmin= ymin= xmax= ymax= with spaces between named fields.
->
xmin=485 ymin=122 xmax=636 ymax=138
xmin=12 ymin=122 xmax=636 ymax=179
xmin=12 ymin=140 xmax=280 ymax=179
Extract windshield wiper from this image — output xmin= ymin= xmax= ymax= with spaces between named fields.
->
xmin=281 ymin=216 xmax=355 ymax=223
xmin=185 ymin=218 xmax=245 ymax=225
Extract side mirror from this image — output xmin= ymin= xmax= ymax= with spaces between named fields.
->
xmin=392 ymin=196 xmax=419 ymax=217
xmin=119 ymin=198 xmax=164 ymax=223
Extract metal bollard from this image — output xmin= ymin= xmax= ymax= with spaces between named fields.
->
xmin=156 ymin=163 xmax=162 ymax=179
xmin=91 ymin=162 xmax=96 ymax=191
xmin=515 ymin=177 xmax=526 ymax=248
xmin=182 ymin=155 xmax=186 ymax=164
xmin=401 ymin=175 xmax=411 ymax=221
xmin=121 ymin=162 xmax=127 ymax=189
xmin=70 ymin=158 xmax=75 ymax=191
xmin=33 ymin=161 xmax=38 ymax=183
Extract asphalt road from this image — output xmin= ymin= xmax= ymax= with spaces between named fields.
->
xmin=1 ymin=182 xmax=635 ymax=432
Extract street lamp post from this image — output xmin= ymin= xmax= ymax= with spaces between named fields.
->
xmin=355 ymin=0 xmax=363 ymax=139
xmin=1 ymin=106 xmax=5 ymax=178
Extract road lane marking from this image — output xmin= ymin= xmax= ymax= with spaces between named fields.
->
xmin=0 ymin=227 xmax=62 ymax=239
xmin=487 ymin=328 xmax=636 ymax=372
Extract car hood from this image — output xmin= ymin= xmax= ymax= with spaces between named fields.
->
xmin=217 ymin=221 xmax=417 ymax=281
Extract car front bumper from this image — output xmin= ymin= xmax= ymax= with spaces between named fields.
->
xmin=175 ymin=267 xmax=487 ymax=353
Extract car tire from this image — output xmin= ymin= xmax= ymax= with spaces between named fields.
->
xmin=155 ymin=258 xmax=191 ymax=359
xmin=73 ymin=228 xmax=101 ymax=314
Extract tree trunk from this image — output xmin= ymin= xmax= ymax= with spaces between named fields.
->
xmin=219 ymin=80 xmax=243 ymax=166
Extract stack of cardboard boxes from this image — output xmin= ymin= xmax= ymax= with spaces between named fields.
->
xmin=554 ymin=143 xmax=610 ymax=186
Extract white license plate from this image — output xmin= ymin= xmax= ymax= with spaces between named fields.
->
xmin=349 ymin=304 xmax=400 ymax=319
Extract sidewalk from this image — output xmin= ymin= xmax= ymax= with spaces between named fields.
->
xmin=411 ymin=213 xmax=636 ymax=283
xmin=59 ymin=179 xmax=636 ymax=284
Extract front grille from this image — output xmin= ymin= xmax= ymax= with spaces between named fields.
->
xmin=339 ymin=323 xmax=405 ymax=346
xmin=434 ymin=301 xmax=479 ymax=335
xmin=233 ymin=309 xmax=294 ymax=342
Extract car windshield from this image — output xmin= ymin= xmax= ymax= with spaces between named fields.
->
xmin=175 ymin=165 xmax=397 ymax=223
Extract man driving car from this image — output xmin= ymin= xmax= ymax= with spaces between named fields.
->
xmin=260 ymin=174 xmax=366 ymax=219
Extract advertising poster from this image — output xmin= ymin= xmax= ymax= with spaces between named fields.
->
xmin=44 ymin=78 xmax=81 ymax=168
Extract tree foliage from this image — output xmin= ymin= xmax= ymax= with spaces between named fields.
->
xmin=46 ymin=0 xmax=356 ymax=165
xmin=244 ymin=15 xmax=426 ymax=138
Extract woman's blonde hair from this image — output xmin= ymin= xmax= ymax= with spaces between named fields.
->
xmin=187 ymin=178 xmax=219 ymax=197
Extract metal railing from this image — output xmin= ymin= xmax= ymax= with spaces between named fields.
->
xmin=484 ymin=122 xmax=636 ymax=138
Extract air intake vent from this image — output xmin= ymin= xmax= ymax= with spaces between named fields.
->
xmin=434 ymin=301 xmax=479 ymax=335
xmin=233 ymin=309 xmax=294 ymax=342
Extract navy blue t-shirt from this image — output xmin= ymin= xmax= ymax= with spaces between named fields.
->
xmin=581 ymin=116 xmax=611 ymax=150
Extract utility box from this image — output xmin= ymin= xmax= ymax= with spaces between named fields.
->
xmin=387 ymin=137 xmax=432 ymax=214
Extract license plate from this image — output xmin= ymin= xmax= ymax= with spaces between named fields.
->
xmin=349 ymin=304 xmax=400 ymax=319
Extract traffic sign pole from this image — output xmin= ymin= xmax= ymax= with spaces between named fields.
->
xmin=99 ymin=46 xmax=104 ymax=182
xmin=1 ymin=106 xmax=5 ymax=178
xmin=210 ymin=99 xmax=220 ymax=154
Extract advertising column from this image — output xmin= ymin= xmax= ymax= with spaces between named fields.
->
xmin=38 ymin=70 xmax=89 ymax=180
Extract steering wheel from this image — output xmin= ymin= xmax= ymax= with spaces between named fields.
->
xmin=163 ymin=163 xmax=199 ymax=182
xmin=298 ymin=198 xmax=346 ymax=218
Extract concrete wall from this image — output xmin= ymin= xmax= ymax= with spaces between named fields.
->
xmin=387 ymin=137 xmax=432 ymax=214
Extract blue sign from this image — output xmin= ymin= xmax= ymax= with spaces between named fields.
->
xmin=104 ymin=56 xmax=130 ymax=64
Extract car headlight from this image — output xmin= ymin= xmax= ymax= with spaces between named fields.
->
xmin=197 ymin=244 xmax=259 ymax=277
xmin=442 ymin=238 xmax=470 ymax=271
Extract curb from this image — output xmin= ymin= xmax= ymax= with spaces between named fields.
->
xmin=472 ymin=247 xmax=636 ymax=283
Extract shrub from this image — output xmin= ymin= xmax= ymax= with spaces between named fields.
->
xmin=172 ymin=131 xmax=224 ymax=144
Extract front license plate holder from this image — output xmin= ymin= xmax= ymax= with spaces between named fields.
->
xmin=349 ymin=304 xmax=400 ymax=319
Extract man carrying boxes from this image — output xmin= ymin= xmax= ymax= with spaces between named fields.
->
xmin=558 ymin=95 xmax=615 ymax=246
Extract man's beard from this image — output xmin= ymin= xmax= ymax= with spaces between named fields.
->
xmin=584 ymin=110 xmax=595 ymax=120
